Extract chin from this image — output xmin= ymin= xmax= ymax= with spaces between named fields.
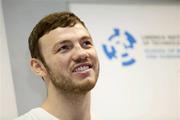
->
xmin=73 ymin=77 xmax=97 ymax=93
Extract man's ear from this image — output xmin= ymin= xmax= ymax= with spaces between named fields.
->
xmin=30 ymin=58 xmax=47 ymax=77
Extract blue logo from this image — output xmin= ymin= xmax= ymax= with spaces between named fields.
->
xmin=102 ymin=28 xmax=137 ymax=66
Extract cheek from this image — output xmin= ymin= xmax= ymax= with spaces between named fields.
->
xmin=88 ymin=50 xmax=99 ymax=67
xmin=90 ymin=50 xmax=99 ymax=60
xmin=55 ymin=56 xmax=71 ymax=70
xmin=44 ymin=57 xmax=65 ymax=72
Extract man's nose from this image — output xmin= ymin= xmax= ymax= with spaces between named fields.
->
xmin=72 ymin=46 xmax=89 ymax=63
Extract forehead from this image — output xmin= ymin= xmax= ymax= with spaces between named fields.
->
xmin=39 ymin=23 xmax=90 ymax=43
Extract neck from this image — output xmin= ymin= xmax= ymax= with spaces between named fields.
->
xmin=41 ymin=82 xmax=91 ymax=120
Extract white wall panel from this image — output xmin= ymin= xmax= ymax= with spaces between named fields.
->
xmin=70 ymin=3 xmax=180 ymax=120
xmin=0 ymin=0 xmax=17 ymax=119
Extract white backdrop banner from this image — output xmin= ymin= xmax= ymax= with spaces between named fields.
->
xmin=0 ymin=0 xmax=17 ymax=119
xmin=70 ymin=4 xmax=180 ymax=120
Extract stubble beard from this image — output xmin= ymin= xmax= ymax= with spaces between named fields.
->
xmin=47 ymin=65 xmax=99 ymax=94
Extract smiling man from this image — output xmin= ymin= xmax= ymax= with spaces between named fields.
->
xmin=15 ymin=11 xmax=100 ymax=120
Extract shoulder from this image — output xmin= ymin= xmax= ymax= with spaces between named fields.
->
xmin=14 ymin=108 xmax=42 ymax=120
xmin=14 ymin=107 xmax=58 ymax=120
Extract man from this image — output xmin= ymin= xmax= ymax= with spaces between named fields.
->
xmin=15 ymin=11 xmax=100 ymax=120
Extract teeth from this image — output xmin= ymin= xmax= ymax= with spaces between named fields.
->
xmin=75 ymin=65 xmax=89 ymax=72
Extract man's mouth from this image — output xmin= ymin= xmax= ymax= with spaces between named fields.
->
xmin=72 ymin=63 xmax=93 ymax=73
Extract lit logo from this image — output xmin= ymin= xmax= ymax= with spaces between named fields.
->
xmin=102 ymin=28 xmax=137 ymax=66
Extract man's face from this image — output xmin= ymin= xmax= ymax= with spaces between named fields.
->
xmin=39 ymin=23 xmax=99 ymax=93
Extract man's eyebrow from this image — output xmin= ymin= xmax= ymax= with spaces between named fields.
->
xmin=80 ymin=36 xmax=92 ymax=41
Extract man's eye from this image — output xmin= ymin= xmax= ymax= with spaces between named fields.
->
xmin=82 ymin=41 xmax=92 ymax=48
xmin=58 ymin=45 xmax=70 ymax=53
